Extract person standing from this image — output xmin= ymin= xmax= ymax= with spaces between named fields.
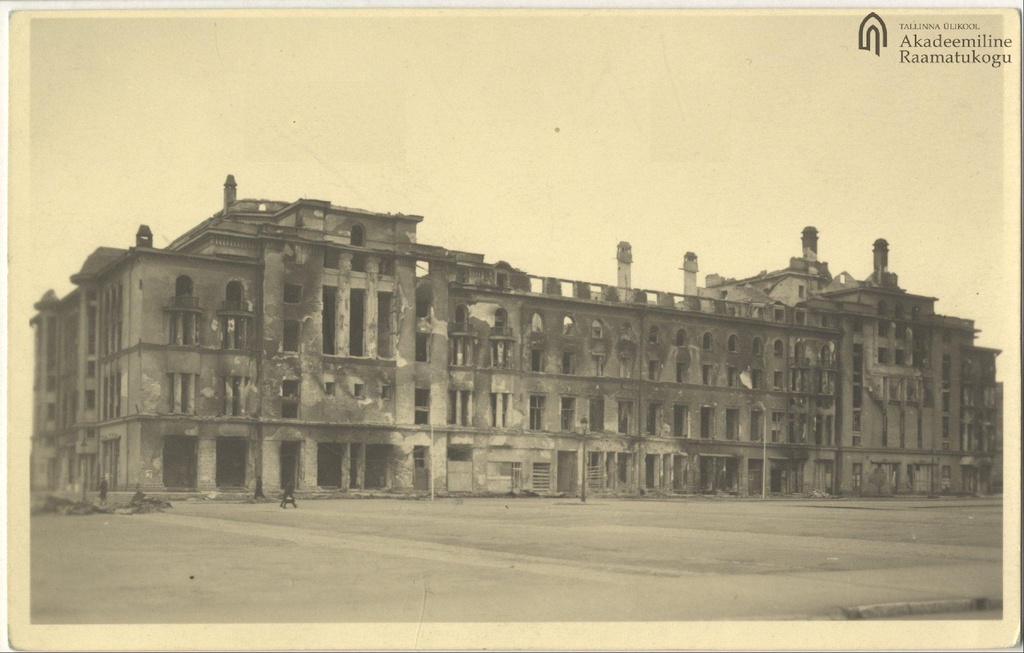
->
xmin=98 ymin=475 xmax=109 ymax=506
xmin=280 ymin=481 xmax=297 ymax=509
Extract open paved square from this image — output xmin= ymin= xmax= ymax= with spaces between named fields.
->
xmin=31 ymin=496 xmax=1002 ymax=623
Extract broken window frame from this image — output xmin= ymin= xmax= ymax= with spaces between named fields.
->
xmin=414 ymin=388 xmax=430 ymax=425
xmin=560 ymin=397 xmax=576 ymax=432
xmin=529 ymin=395 xmax=545 ymax=431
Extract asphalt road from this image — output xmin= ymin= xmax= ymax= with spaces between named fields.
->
xmin=31 ymin=496 xmax=1003 ymax=624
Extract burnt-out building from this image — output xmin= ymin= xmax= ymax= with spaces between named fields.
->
xmin=30 ymin=177 xmax=1001 ymax=496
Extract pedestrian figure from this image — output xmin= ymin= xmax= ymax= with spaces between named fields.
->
xmin=254 ymin=476 xmax=266 ymax=500
xmin=99 ymin=475 xmax=109 ymax=506
xmin=280 ymin=482 xmax=297 ymax=509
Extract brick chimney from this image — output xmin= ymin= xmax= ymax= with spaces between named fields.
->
xmin=224 ymin=175 xmax=237 ymax=213
xmin=682 ymin=252 xmax=698 ymax=296
xmin=617 ymin=242 xmax=632 ymax=289
xmin=135 ymin=224 xmax=153 ymax=248
xmin=802 ymin=226 xmax=818 ymax=261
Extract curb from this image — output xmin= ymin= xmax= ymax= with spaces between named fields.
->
xmin=838 ymin=597 xmax=1002 ymax=620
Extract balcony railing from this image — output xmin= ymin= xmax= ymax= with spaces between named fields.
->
xmin=220 ymin=300 xmax=252 ymax=312
xmin=448 ymin=321 xmax=472 ymax=335
xmin=491 ymin=325 xmax=515 ymax=338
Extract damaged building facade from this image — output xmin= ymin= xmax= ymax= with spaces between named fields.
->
xmin=31 ymin=178 xmax=1002 ymax=497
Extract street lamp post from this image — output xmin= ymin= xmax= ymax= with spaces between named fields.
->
xmin=580 ymin=417 xmax=589 ymax=503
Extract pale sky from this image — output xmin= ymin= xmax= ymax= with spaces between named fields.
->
xmin=11 ymin=10 xmax=1019 ymax=370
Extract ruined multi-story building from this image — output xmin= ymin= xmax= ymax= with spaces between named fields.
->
xmin=30 ymin=177 xmax=1002 ymax=497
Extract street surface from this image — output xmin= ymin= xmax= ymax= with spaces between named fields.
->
xmin=31 ymin=497 xmax=1002 ymax=623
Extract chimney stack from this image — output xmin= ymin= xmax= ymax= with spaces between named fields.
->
xmin=224 ymin=174 xmax=237 ymax=212
xmin=801 ymin=226 xmax=818 ymax=261
xmin=616 ymin=242 xmax=632 ymax=289
xmin=873 ymin=238 xmax=889 ymax=281
xmin=682 ymin=251 xmax=699 ymax=296
xmin=135 ymin=224 xmax=153 ymax=248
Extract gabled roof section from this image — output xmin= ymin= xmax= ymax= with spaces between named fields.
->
xmin=70 ymin=247 xmax=128 ymax=283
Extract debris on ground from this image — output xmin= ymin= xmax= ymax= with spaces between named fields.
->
xmin=808 ymin=490 xmax=830 ymax=498
xmin=31 ymin=493 xmax=172 ymax=516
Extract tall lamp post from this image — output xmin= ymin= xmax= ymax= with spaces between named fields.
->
xmin=580 ymin=417 xmax=589 ymax=503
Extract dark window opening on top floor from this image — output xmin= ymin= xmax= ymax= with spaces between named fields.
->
xmin=377 ymin=292 xmax=393 ymax=358
xmin=351 ymin=224 xmax=365 ymax=247
xmin=283 ymin=321 xmax=300 ymax=353
xmin=284 ymin=284 xmax=302 ymax=304
xmin=351 ymin=254 xmax=367 ymax=273
xmin=324 ymin=249 xmax=340 ymax=269
xmin=322 ymin=287 xmax=337 ymax=355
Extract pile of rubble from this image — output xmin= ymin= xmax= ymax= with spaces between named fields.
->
xmin=32 ymin=493 xmax=173 ymax=516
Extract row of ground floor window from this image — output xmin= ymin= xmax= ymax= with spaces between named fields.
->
xmin=37 ymin=433 xmax=997 ymax=497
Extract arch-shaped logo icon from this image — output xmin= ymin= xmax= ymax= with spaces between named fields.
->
xmin=858 ymin=12 xmax=888 ymax=56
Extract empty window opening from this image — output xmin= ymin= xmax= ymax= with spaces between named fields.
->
xmin=283 ymin=283 xmax=302 ymax=304
xmin=702 ymin=332 xmax=713 ymax=350
xmin=215 ymin=437 xmax=247 ymax=488
xmin=175 ymin=275 xmax=193 ymax=297
xmin=531 ymin=312 xmax=544 ymax=332
xmin=349 ymin=289 xmax=366 ymax=356
xmin=322 ymin=287 xmax=337 ymax=355
xmin=350 ymin=224 xmax=366 ymax=247
xmin=414 ymin=388 xmax=430 ymax=425
xmin=351 ymin=253 xmax=367 ymax=273
xmin=324 ymin=249 xmax=340 ymax=269
xmin=591 ymin=320 xmax=604 ymax=339
xmin=728 ymin=335 xmax=738 ymax=352
xmin=364 ymin=444 xmax=390 ymax=490
xmin=589 ymin=397 xmax=605 ymax=432
xmin=675 ymin=329 xmax=687 ymax=347
xmin=562 ymin=315 xmax=575 ymax=335
xmin=648 ymin=326 xmax=659 ymax=344
xmin=529 ymin=395 xmax=546 ymax=430
xmin=700 ymin=406 xmax=714 ymax=439
xmin=162 ymin=436 xmax=197 ymax=490
xmin=281 ymin=380 xmax=300 ymax=419
xmin=317 ymin=442 xmax=344 ymax=488
xmin=279 ymin=441 xmax=300 ymax=489
xmin=283 ymin=320 xmax=300 ymax=353
xmin=377 ymin=292 xmax=393 ymax=358
xmin=673 ymin=405 xmax=689 ymax=438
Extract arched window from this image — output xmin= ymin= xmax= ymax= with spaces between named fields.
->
xmin=648 ymin=326 xmax=659 ymax=344
xmin=877 ymin=300 xmax=888 ymax=316
xmin=591 ymin=320 xmax=603 ymax=339
xmin=727 ymin=335 xmax=738 ymax=352
xmin=455 ymin=305 xmax=469 ymax=324
xmin=621 ymin=323 xmax=634 ymax=340
xmin=794 ymin=341 xmax=805 ymax=360
xmin=894 ymin=304 xmax=904 ymax=319
xmin=225 ymin=281 xmax=243 ymax=303
xmin=531 ymin=312 xmax=544 ymax=332
xmin=415 ymin=286 xmax=432 ymax=319
xmin=675 ymin=329 xmax=687 ymax=347
xmin=702 ymin=332 xmax=713 ymax=351
xmin=773 ymin=339 xmax=784 ymax=356
xmin=175 ymin=275 xmax=193 ymax=297
xmin=494 ymin=308 xmax=508 ymax=329
xmin=752 ymin=338 xmax=763 ymax=356
xmin=350 ymin=224 xmax=365 ymax=247
xmin=820 ymin=345 xmax=830 ymax=364
xmin=562 ymin=315 xmax=575 ymax=335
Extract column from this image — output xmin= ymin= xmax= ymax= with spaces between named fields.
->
xmin=303 ymin=438 xmax=318 ymax=489
xmin=197 ymin=437 xmax=216 ymax=491
xmin=365 ymin=257 xmax=379 ymax=358
xmin=262 ymin=441 xmax=281 ymax=493
xmin=738 ymin=456 xmax=750 ymax=496
xmin=356 ymin=443 xmax=366 ymax=489
xmin=340 ymin=443 xmax=351 ymax=490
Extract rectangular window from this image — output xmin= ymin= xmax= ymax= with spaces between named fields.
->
xmin=797 ymin=285 xmax=805 ymax=298
xmin=450 ymin=337 xmax=470 ymax=367
xmin=354 ymin=383 xmax=364 ymax=398
xmin=702 ymin=364 xmax=713 ymax=386
xmin=531 ymin=348 xmax=545 ymax=372
xmin=725 ymin=409 xmax=739 ymax=440
xmin=770 ymin=411 xmax=783 ymax=443
xmin=589 ymin=396 xmax=605 ymax=432
xmin=322 ymin=287 xmax=337 ymax=355
xmin=852 ymin=410 xmax=861 ymax=432
xmin=381 ymin=384 xmax=392 ymax=400
xmin=560 ymin=397 xmax=576 ymax=431
xmin=727 ymin=366 xmax=738 ymax=387
xmin=878 ymin=347 xmax=889 ymax=364
xmin=617 ymin=401 xmax=633 ymax=435
xmin=414 ymin=388 xmax=430 ymax=425
xmin=895 ymin=349 xmax=905 ymax=365
xmin=750 ymin=410 xmax=764 ymax=441
xmin=644 ymin=403 xmax=660 ymax=435
xmin=85 ymin=390 xmax=96 ymax=410
xmin=86 ymin=361 xmax=96 ymax=378
xmin=325 ymin=381 xmax=336 ymax=396
xmin=529 ymin=395 xmax=545 ymax=431
xmin=415 ymin=333 xmax=430 ymax=362
xmin=377 ymin=292 xmax=393 ymax=359
xmin=773 ymin=370 xmax=783 ymax=390
xmin=700 ymin=406 xmax=714 ymax=439
xmin=324 ymin=249 xmax=340 ymax=269
xmin=942 ymin=416 xmax=950 ymax=439
xmin=592 ymin=354 xmax=605 ymax=377
xmin=490 ymin=392 xmax=509 ymax=428
xmin=491 ymin=341 xmax=511 ymax=368
xmin=351 ymin=254 xmax=367 ymax=273
xmin=378 ymin=258 xmax=395 ymax=276
xmin=647 ymin=360 xmax=659 ymax=381
xmin=852 ymin=463 xmax=862 ymax=493
xmin=281 ymin=380 xmax=299 ymax=419
xmin=751 ymin=369 xmax=762 ymax=390
xmin=795 ymin=311 xmax=805 ymax=325
xmin=283 ymin=320 xmax=300 ymax=352
xmin=349 ymin=289 xmax=365 ymax=356
xmin=448 ymin=390 xmax=470 ymax=426
xmin=673 ymin=405 xmax=689 ymax=438
xmin=878 ymin=321 xmax=889 ymax=338
xmin=561 ymin=351 xmax=575 ymax=375
xmin=226 ymin=376 xmax=244 ymax=416
xmin=619 ymin=357 xmax=632 ymax=379
xmin=283 ymin=283 xmax=302 ymax=304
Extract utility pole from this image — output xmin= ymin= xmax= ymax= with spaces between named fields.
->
xmin=580 ymin=417 xmax=589 ymax=503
